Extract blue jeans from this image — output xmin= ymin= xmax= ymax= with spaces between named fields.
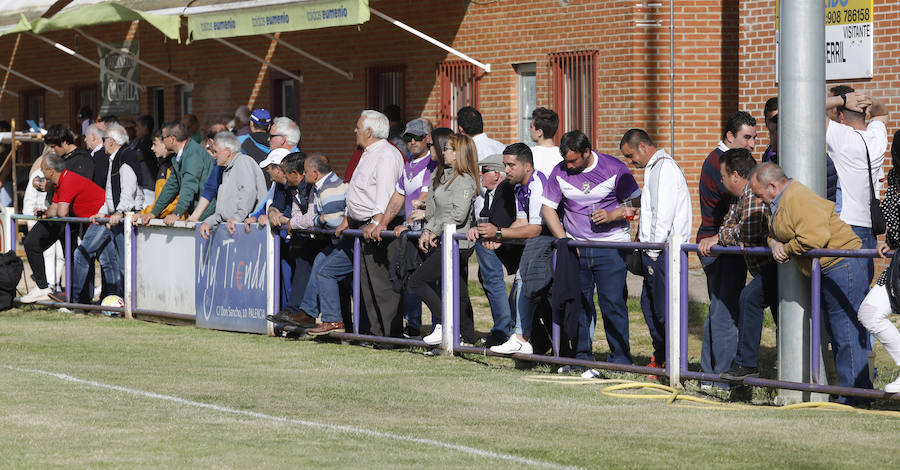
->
xmin=402 ymin=291 xmax=423 ymax=331
xmin=700 ymin=254 xmax=746 ymax=375
xmin=734 ymin=262 xmax=778 ymax=368
xmin=514 ymin=270 xmax=534 ymax=338
xmin=821 ymin=257 xmax=873 ymax=403
xmin=476 ymin=243 xmax=513 ymax=338
xmin=850 ymin=225 xmax=875 ymax=285
xmin=640 ymin=252 xmax=667 ymax=362
xmin=578 ymin=247 xmax=631 ymax=364
xmin=71 ymin=224 xmax=120 ymax=303
xmin=300 ymin=241 xmax=353 ymax=323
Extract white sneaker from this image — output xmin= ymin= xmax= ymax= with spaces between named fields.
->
xmin=20 ymin=287 xmax=52 ymax=303
xmin=489 ymin=336 xmax=533 ymax=355
xmin=581 ymin=368 xmax=601 ymax=379
xmin=423 ymin=324 xmax=443 ymax=345
xmin=885 ymin=375 xmax=900 ymax=394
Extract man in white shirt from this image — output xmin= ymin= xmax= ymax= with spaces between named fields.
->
xmin=824 ymin=90 xmax=889 ymax=284
xmin=457 ymin=106 xmax=504 ymax=161
xmin=341 ymin=110 xmax=405 ymax=339
xmin=529 ymin=107 xmax=562 ymax=176
xmin=620 ymin=129 xmax=692 ymax=371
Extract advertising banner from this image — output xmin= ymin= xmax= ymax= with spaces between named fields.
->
xmin=98 ymin=41 xmax=140 ymax=116
xmin=195 ymin=225 xmax=270 ymax=334
xmin=186 ymin=0 xmax=370 ymax=42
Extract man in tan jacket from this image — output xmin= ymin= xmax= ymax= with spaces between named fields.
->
xmin=749 ymin=162 xmax=872 ymax=403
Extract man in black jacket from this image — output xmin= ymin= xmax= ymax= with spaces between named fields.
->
xmin=467 ymin=154 xmax=521 ymax=347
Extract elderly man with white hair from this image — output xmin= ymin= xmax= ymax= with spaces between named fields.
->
xmin=49 ymin=123 xmax=143 ymax=304
xmin=199 ymin=132 xmax=268 ymax=239
xmin=83 ymin=123 xmax=109 ymax=189
xmin=323 ymin=110 xmax=404 ymax=338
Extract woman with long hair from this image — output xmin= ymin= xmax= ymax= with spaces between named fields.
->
xmin=410 ymin=133 xmax=480 ymax=345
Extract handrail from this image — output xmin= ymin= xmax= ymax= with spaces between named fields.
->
xmin=6 ymin=209 xmax=896 ymax=403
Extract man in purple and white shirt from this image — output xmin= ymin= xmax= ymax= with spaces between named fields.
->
xmin=371 ymin=118 xmax=436 ymax=338
xmin=541 ymin=130 xmax=641 ymax=365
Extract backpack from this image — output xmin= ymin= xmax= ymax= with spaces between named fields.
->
xmin=0 ymin=250 xmax=24 ymax=310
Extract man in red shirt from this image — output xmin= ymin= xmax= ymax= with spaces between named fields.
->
xmin=20 ymin=153 xmax=105 ymax=303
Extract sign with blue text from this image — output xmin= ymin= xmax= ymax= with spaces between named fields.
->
xmin=195 ymin=225 xmax=269 ymax=334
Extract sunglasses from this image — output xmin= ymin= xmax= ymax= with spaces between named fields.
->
xmin=403 ymin=133 xmax=426 ymax=143
xmin=481 ymin=167 xmax=495 ymax=174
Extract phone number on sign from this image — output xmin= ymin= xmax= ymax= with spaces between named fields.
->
xmin=826 ymin=8 xmax=871 ymax=25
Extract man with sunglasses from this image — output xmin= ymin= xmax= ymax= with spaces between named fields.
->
xmin=367 ymin=118 xmax=435 ymax=338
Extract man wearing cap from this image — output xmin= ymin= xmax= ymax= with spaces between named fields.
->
xmin=368 ymin=118 xmax=435 ymax=338
xmin=467 ymin=153 xmax=520 ymax=347
xmin=239 ymin=109 xmax=273 ymax=166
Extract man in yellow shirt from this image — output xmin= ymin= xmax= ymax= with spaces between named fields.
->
xmin=749 ymin=162 xmax=872 ymax=404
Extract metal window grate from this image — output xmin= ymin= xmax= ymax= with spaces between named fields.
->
xmin=438 ymin=60 xmax=480 ymax=131
xmin=549 ymin=50 xmax=598 ymax=144
xmin=367 ymin=65 xmax=405 ymax=117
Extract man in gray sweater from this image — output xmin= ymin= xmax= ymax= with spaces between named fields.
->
xmin=199 ymin=132 xmax=268 ymax=239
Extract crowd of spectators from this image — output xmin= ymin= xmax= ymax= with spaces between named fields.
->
xmin=12 ymin=88 xmax=900 ymax=402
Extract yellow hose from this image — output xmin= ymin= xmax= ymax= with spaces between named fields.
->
xmin=522 ymin=375 xmax=900 ymax=417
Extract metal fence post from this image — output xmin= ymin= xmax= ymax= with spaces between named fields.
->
xmin=64 ymin=223 xmax=71 ymax=302
xmin=1 ymin=209 xmax=12 ymax=252
xmin=666 ymin=235 xmax=682 ymax=386
xmin=352 ymin=236 xmax=361 ymax=335
xmin=679 ymin=248 xmax=689 ymax=373
xmin=441 ymin=224 xmax=455 ymax=355
xmin=551 ymin=250 xmax=560 ymax=356
xmin=266 ymin=227 xmax=277 ymax=336
xmin=123 ymin=212 xmax=134 ymax=320
xmin=810 ymin=258 xmax=822 ymax=385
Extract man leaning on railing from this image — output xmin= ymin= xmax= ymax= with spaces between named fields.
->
xmin=750 ymin=162 xmax=872 ymax=404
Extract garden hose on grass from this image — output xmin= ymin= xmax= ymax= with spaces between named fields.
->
xmin=522 ymin=375 xmax=900 ymax=417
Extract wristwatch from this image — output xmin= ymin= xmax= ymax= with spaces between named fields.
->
xmin=495 ymin=228 xmax=502 ymax=240
xmin=840 ymin=93 xmax=847 ymax=107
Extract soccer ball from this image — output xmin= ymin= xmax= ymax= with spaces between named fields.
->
xmin=101 ymin=295 xmax=125 ymax=317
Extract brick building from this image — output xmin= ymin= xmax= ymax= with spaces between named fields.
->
xmin=0 ymin=0 xmax=896 ymax=238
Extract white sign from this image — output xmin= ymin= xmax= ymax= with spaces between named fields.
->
xmin=775 ymin=0 xmax=874 ymax=81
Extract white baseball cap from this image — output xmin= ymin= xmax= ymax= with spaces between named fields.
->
xmin=259 ymin=148 xmax=291 ymax=168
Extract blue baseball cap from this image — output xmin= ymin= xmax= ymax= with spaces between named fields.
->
xmin=250 ymin=109 xmax=271 ymax=127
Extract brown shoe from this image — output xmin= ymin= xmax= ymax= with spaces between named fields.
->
xmin=284 ymin=311 xmax=317 ymax=328
xmin=308 ymin=321 xmax=344 ymax=336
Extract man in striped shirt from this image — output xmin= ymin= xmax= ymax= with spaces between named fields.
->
xmin=696 ymin=111 xmax=756 ymax=384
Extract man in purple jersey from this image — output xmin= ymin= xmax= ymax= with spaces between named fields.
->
xmin=541 ymin=131 xmax=641 ymax=366
xmin=370 ymin=118 xmax=436 ymax=338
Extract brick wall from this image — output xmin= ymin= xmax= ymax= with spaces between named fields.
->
xmin=0 ymin=0 xmax=741 ymax=238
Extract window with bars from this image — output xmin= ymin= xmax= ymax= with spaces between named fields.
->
xmin=438 ymin=60 xmax=479 ymax=131
xmin=549 ymin=51 xmax=597 ymax=143
xmin=367 ymin=65 xmax=405 ymax=118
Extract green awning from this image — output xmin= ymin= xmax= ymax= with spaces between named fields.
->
xmin=4 ymin=2 xmax=181 ymax=41
xmin=186 ymin=0 xmax=369 ymax=43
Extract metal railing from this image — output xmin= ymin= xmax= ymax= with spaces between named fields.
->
xmin=3 ymin=211 xmax=897 ymax=402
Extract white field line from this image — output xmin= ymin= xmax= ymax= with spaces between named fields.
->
xmin=3 ymin=365 xmax=582 ymax=470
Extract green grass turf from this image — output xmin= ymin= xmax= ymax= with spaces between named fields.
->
xmin=1 ymin=304 xmax=899 ymax=469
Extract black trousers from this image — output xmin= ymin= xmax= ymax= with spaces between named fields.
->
xmin=23 ymin=221 xmax=72 ymax=289
xmin=408 ymin=245 xmax=475 ymax=344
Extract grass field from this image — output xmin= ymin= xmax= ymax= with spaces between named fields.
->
xmin=2 ymin=291 xmax=899 ymax=468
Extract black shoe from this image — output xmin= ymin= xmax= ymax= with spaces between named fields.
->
xmin=557 ymin=365 xmax=587 ymax=375
xmin=402 ymin=325 xmax=420 ymax=339
xmin=48 ymin=291 xmax=68 ymax=303
xmin=721 ymin=366 xmax=759 ymax=381
xmin=482 ymin=333 xmax=508 ymax=348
